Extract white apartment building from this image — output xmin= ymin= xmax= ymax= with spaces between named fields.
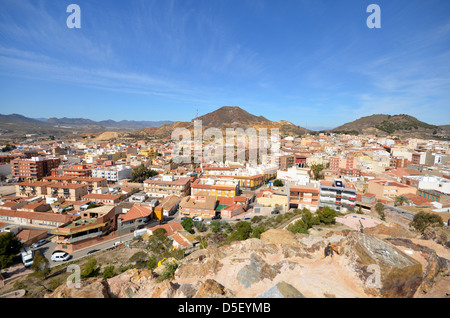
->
xmin=91 ymin=165 xmax=132 ymax=182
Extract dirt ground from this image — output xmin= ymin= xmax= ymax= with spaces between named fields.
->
xmin=0 ymin=245 xmax=145 ymax=298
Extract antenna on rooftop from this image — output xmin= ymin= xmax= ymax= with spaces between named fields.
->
xmin=196 ymin=108 xmax=199 ymax=120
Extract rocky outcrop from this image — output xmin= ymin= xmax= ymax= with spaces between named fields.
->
xmin=346 ymin=233 xmax=423 ymax=298
xmin=257 ymin=281 xmax=305 ymax=298
xmin=45 ymin=228 xmax=448 ymax=299
xmin=45 ymin=278 xmax=110 ymax=298
xmin=237 ymin=253 xmax=280 ymax=288
xmin=421 ymin=227 xmax=450 ymax=249
xmin=386 ymin=238 xmax=450 ymax=296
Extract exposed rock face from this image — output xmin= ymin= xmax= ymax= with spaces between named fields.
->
xmin=45 ymin=228 xmax=448 ymax=299
xmin=45 ymin=278 xmax=110 ymax=298
xmin=347 ymin=233 xmax=423 ymax=298
xmin=422 ymin=227 xmax=450 ymax=249
xmin=237 ymin=253 xmax=280 ymax=288
xmin=257 ymin=281 xmax=305 ymax=298
xmin=386 ymin=238 xmax=450 ymax=296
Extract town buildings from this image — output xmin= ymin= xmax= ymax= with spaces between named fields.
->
xmin=144 ymin=175 xmax=191 ymax=198
xmin=319 ymin=179 xmax=357 ymax=212
xmin=11 ymin=157 xmax=60 ymax=180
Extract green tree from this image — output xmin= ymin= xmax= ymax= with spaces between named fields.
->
xmin=194 ymin=221 xmax=207 ymax=232
xmin=273 ymin=179 xmax=283 ymax=187
xmin=317 ymin=206 xmax=337 ymax=224
xmin=209 ymin=220 xmax=222 ymax=233
xmin=375 ymin=203 xmax=386 ymax=221
xmin=302 ymin=210 xmax=320 ymax=228
xmin=227 ymin=221 xmax=252 ymax=242
xmin=30 ymin=250 xmax=50 ymax=279
xmin=310 ymin=164 xmax=324 ymax=180
xmin=181 ymin=218 xmax=195 ymax=234
xmin=157 ymin=262 xmax=178 ymax=282
xmin=250 ymin=225 xmax=266 ymax=239
xmin=0 ymin=232 xmax=23 ymax=269
xmin=409 ymin=211 xmax=443 ymax=233
xmin=130 ymin=164 xmax=158 ymax=183
xmin=394 ymin=195 xmax=409 ymax=207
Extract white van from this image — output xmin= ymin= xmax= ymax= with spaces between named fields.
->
xmin=51 ymin=251 xmax=71 ymax=262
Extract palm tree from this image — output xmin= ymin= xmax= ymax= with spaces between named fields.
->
xmin=394 ymin=195 xmax=409 ymax=207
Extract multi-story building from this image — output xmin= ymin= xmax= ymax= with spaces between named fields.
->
xmin=367 ymin=179 xmax=416 ymax=201
xmin=319 ymin=179 xmax=357 ymax=212
xmin=201 ymin=163 xmax=277 ymax=190
xmin=190 ymin=178 xmax=240 ymax=198
xmin=16 ymin=180 xmax=53 ymax=198
xmin=82 ymin=193 xmax=121 ymax=205
xmin=329 ymin=156 xmax=357 ymax=171
xmin=91 ymin=164 xmax=132 ymax=182
xmin=47 ymin=182 xmax=89 ymax=202
xmin=62 ymin=164 xmax=92 ymax=177
xmin=52 ymin=205 xmax=117 ymax=253
xmin=279 ymin=155 xmax=295 ymax=170
xmin=288 ymin=183 xmax=320 ymax=212
xmin=144 ymin=175 xmax=191 ymax=198
xmin=179 ymin=194 xmax=218 ymax=218
xmin=417 ymin=189 xmax=450 ymax=205
xmin=11 ymin=157 xmax=60 ymax=180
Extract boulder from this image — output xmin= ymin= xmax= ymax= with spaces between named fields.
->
xmin=45 ymin=278 xmax=109 ymax=298
xmin=193 ymin=279 xmax=234 ymax=298
xmin=237 ymin=253 xmax=280 ymax=288
xmin=257 ymin=281 xmax=305 ymax=298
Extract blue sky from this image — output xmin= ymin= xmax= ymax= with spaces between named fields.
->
xmin=1 ymin=0 xmax=449 ymax=130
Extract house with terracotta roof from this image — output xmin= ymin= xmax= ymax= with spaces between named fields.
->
xmin=16 ymin=228 xmax=48 ymax=247
xmin=368 ymin=179 xmax=417 ymax=201
xmin=154 ymin=195 xmax=181 ymax=220
xmin=82 ymin=193 xmax=121 ymax=205
xmin=117 ymin=204 xmax=153 ymax=235
xmin=0 ymin=208 xmax=75 ymax=228
xmin=221 ymin=203 xmax=245 ymax=218
xmin=179 ymin=194 xmax=217 ymax=218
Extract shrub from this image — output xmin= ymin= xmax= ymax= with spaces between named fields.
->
xmin=287 ymin=219 xmax=309 ymax=234
xmin=102 ymin=265 xmax=115 ymax=279
xmin=409 ymin=211 xmax=443 ymax=233
xmin=81 ymin=258 xmax=100 ymax=279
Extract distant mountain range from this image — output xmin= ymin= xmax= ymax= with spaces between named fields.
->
xmin=0 ymin=113 xmax=173 ymax=129
xmin=0 ymin=109 xmax=448 ymax=140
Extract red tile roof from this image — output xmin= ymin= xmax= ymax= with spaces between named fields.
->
xmin=119 ymin=205 xmax=153 ymax=222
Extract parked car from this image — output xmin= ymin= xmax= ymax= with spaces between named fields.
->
xmin=51 ymin=251 xmax=71 ymax=262
xmin=192 ymin=216 xmax=203 ymax=222
xmin=271 ymin=210 xmax=280 ymax=214
xmin=212 ymin=215 xmax=221 ymax=220
xmin=181 ymin=216 xmax=190 ymax=221
xmin=32 ymin=239 xmax=49 ymax=248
